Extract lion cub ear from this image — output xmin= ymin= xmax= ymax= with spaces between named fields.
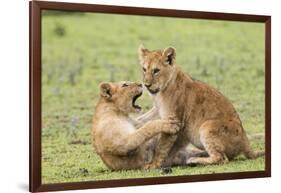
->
xmin=138 ymin=44 xmax=148 ymax=64
xmin=162 ymin=47 xmax=176 ymax=65
xmin=100 ymin=82 xmax=112 ymax=100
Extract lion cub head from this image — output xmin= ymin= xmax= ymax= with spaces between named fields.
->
xmin=138 ymin=45 xmax=176 ymax=95
xmin=99 ymin=81 xmax=143 ymax=113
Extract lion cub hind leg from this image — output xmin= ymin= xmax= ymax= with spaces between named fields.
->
xmin=187 ymin=151 xmax=227 ymax=167
xmin=186 ymin=120 xmax=240 ymax=166
xmin=164 ymin=147 xmax=207 ymax=167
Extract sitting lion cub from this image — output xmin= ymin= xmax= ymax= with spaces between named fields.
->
xmin=138 ymin=45 xmax=264 ymax=168
xmin=91 ymin=81 xmax=180 ymax=170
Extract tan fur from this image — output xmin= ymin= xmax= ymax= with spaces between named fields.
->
xmin=91 ymin=81 xmax=182 ymax=170
xmin=138 ymin=45 xmax=264 ymax=168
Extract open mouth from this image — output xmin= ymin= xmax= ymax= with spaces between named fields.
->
xmin=147 ymin=88 xmax=160 ymax=95
xmin=132 ymin=92 xmax=142 ymax=110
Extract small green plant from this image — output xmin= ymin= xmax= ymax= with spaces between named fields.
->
xmin=54 ymin=22 xmax=66 ymax=37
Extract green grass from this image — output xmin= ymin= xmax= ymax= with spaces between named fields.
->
xmin=41 ymin=11 xmax=265 ymax=184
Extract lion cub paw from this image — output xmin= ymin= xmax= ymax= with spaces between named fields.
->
xmin=143 ymin=160 xmax=162 ymax=169
xmin=143 ymin=163 xmax=157 ymax=170
xmin=162 ymin=120 xmax=181 ymax=134
xmin=161 ymin=167 xmax=173 ymax=174
xmin=186 ymin=157 xmax=200 ymax=167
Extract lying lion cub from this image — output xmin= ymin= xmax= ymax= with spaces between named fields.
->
xmin=92 ymin=81 xmax=183 ymax=170
xmin=138 ymin=45 xmax=264 ymax=168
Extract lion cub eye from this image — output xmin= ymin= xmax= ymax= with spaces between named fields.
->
xmin=153 ymin=68 xmax=160 ymax=75
xmin=122 ymin=83 xmax=129 ymax=87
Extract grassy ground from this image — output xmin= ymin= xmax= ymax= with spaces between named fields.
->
xmin=41 ymin=11 xmax=265 ymax=184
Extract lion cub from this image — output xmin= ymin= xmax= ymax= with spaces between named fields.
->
xmin=91 ymin=81 xmax=180 ymax=170
xmin=138 ymin=45 xmax=264 ymax=168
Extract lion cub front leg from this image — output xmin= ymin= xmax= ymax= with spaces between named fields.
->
xmin=144 ymin=116 xmax=181 ymax=169
xmin=134 ymin=107 xmax=159 ymax=129
xmin=114 ymin=120 xmax=179 ymax=156
xmin=144 ymin=134 xmax=178 ymax=169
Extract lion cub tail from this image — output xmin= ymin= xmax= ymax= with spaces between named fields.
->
xmin=244 ymin=150 xmax=265 ymax=159
xmin=247 ymin=133 xmax=264 ymax=140
xmin=243 ymin=132 xmax=265 ymax=159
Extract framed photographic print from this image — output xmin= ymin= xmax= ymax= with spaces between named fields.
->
xmin=30 ymin=0 xmax=271 ymax=192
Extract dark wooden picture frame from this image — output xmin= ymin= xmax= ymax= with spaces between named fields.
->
xmin=30 ymin=0 xmax=271 ymax=192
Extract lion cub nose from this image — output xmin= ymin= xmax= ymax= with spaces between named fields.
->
xmin=145 ymin=83 xmax=152 ymax=88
